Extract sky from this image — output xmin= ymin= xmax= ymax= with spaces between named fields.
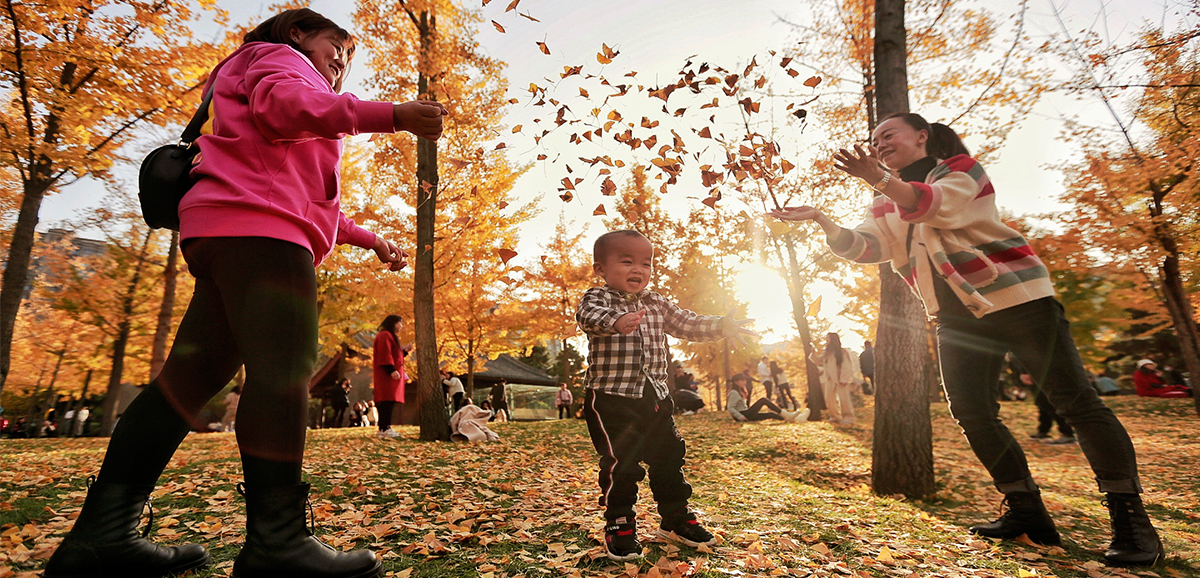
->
xmin=36 ymin=0 xmax=1186 ymax=351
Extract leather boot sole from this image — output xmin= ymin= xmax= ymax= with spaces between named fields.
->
xmin=230 ymin=558 xmax=382 ymax=578
xmin=45 ymin=551 xmax=212 ymax=578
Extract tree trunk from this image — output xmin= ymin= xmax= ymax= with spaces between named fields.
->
xmin=149 ymin=231 xmax=180 ymax=381
xmin=0 ymin=176 xmax=51 ymax=397
xmin=1147 ymin=181 xmax=1200 ymax=416
xmin=413 ymin=10 xmax=449 ymax=441
xmin=870 ymin=0 xmax=936 ymax=499
xmin=782 ymin=236 xmax=825 ymax=420
xmin=100 ymin=231 xmax=155 ymax=436
xmin=465 ymin=355 xmax=476 ymax=399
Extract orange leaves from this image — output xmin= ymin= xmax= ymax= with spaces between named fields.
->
xmin=505 ymin=0 xmax=520 ymax=11
xmin=596 ymin=43 xmax=619 ymax=64
xmin=803 ymin=75 xmax=822 ymax=88
xmin=496 ymin=248 xmax=518 ymax=264
xmin=601 ymin=176 xmax=616 ymax=196
xmin=592 ymin=204 xmax=607 ymax=216
xmin=491 ymin=20 xmax=505 ymax=33
xmin=536 ymin=41 xmax=550 ymax=55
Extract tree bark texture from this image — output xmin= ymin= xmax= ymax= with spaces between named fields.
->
xmin=0 ymin=177 xmax=49 ymax=397
xmin=870 ymin=0 xmax=936 ymax=499
xmin=783 ymin=237 xmax=825 ymax=419
xmin=1148 ymin=181 xmax=1200 ymax=415
xmin=149 ymin=231 xmax=180 ymax=381
xmin=413 ymin=10 xmax=449 ymax=441
xmin=100 ymin=231 xmax=154 ymax=436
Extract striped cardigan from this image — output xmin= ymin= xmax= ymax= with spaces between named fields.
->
xmin=826 ymin=155 xmax=1054 ymax=318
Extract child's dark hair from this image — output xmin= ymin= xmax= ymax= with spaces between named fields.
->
xmin=593 ymin=230 xmax=648 ymax=262
xmin=244 ymin=9 xmax=355 ymax=89
xmin=883 ymin=112 xmax=970 ymax=160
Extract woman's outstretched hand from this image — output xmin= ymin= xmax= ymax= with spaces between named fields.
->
xmin=769 ymin=206 xmax=824 ymax=222
xmin=833 ymin=143 xmax=886 ymax=183
xmin=393 ymin=100 xmax=448 ymax=141
xmin=373 ymin=237 xmax=408 ymax=271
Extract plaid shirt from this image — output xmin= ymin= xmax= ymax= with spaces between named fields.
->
xmin=576 ymin=286 xmax=725 ymax=400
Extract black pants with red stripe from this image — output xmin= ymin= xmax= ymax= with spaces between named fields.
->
xmin=584 ymin=387 xmax=692 ymax=524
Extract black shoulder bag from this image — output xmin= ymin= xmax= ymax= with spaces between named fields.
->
xmin=138 ymin=87 xmax=215 ymax=231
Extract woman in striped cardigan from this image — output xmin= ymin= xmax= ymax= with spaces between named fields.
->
xmin=771 ymin=113 xmax=1162 ymax=567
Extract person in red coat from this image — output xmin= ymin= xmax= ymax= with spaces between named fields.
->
xmin=373 ymin=315 xmax=410 ymax=438
xmin=1133 ymin=359 xmax=1192 ymax=398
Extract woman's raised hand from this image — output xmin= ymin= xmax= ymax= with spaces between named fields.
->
xmin=373 ymin=236 xmax=408 ymax=271
xmin=393 ymin=100 xmax=448 ymax=141
xmin=833 ymin=143 xmax=885 ymax=183
xmin=769 ymin=206 xmax=825 ymax=222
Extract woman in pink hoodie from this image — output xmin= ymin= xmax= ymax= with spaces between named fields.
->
xmin=45 ymin=9 xmax=445 ymax=578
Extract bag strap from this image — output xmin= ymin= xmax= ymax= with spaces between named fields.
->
xmin=179 ymin=86 xmax=214 ymax=146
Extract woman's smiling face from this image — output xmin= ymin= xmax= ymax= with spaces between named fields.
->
xmin=293 ymin=28 xmax=351 ymax=90
xmin=872 ymin=117 xmax=928 ymax=170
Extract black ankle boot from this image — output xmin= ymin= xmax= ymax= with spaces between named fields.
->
xmin=1104 ymin=493 xmax=1163 ymax=566
xmin=969 ymin=491 xmax=1062 ymax=546
xmin=44 ymin=478 xmax=211 ymax=578
xmin=232 ymin=482 xmax=382 ymax=578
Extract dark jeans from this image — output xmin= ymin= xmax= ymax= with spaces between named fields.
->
xmin=558 ymin=405 xmax=571 ymax=419
xmin=583 ymin=388 xmax=692 ymax=523
xmin=98 ymin=237 xmax=317 ymax=488
xmin=937 ymin=297 xmax=1140 ymax=494
xmin=1034 ymin=390 xmax=1073 ymax=437
xmin=743 ymin=398 xmax=785 ymax=421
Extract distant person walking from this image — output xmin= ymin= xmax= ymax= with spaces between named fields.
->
xmin=555 ymin=383 xmax=574 ymax=419
xmin=858 ymin=340 xmax=875 ymax=395
xmin=222 ymin=385 xmax=241 ymax=432
xmin=771 ymin=112 xmax=1162 ymax=566
xmin=328 ymin=378 xmax=351 ymax=428
xmin=489 ymin=381 xmax=510 ymax=422
xmin=374 ymin=315 xmax=410 ymax=439
xmin=769 ymin=361 xmax=800 ymax=411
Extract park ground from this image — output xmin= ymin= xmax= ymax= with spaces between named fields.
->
xmin=1 ymin=396 xmax=1198 ymax=578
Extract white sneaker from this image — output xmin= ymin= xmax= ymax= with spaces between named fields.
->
xmin=376 ymin=428 xmax=400 ymax=439
xmin=792 ymin=408 xmax=810 ymax=422
xmin=681 ymin=410 xmax=696 ymax=416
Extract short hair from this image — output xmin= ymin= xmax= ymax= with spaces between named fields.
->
xmin=593 ymin=230 xmax=648 ymax=262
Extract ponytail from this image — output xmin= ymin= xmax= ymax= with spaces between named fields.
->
xmin=883 ymin=112 xmax=971 ymax=160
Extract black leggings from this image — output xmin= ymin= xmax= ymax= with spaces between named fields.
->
xmin=377 ymin=401 xmax=397 ymax=430
xmin=743 ymin=398 xmax=785 ymax=421
xmin=97 ymin=237 xmax=317 ymax=488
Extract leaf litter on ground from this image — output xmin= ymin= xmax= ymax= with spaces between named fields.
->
xmin=1 ymin=395 xmax=1197 ymax=577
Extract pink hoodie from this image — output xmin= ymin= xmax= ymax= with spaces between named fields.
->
xmin=181 ymin=42 xmax=396 ymax=265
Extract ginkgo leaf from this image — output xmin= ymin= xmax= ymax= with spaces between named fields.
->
xmin=701 ymin=196 xmax=719 ymax=208
xmin=505 ymin=0 xmax=520 ymax=12
xmin=803 ymin=75 xmax=822 ymax=87
xmin=536 ymin=41 xmax=550 ymax=55
xmin=511 ymin=124 xmax=522 ymax=133
xmin=601 ymin=176 xmax=616 ymax=196
xmin=445 ymin=158 xmax=469 ymax=169
xmin=491 ymin=20 xmax=505 ymax=33
xmin=593 ymin=204 xmax=607 ymax=216
xmin=807 ymin=296 xmax=822 ymax=317
xmin=559 ymin=191 xmax=573 ymax=202
xmin=494 ymin=142 xmax=507 ymax=150
xmin=496 ymin=248 xmax=518 ymax=264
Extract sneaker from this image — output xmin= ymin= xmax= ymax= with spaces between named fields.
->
xmin=1042 ymin=435 xmax=1077 ymax=445
xmin=375 ymin=428 xmax=400 ymax=439
xmin=658 ymin=513 xmax=716 ymax=548
xmin=603 ymin=518 xmax=642 ymax=561
xmin=681 ymin=410 xmax=696 ymax=416
xmin=1029 ymin=431 xmax=1052 ymax=439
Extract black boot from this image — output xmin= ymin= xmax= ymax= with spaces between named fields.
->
xmin=44 ymin=478 xmax=211 ymax=578
xmin=969 ymin=491 xmax=1062 ymax=546
xmin=232 ymin=482 xmax=382 ymax=578
xmin=1104 ymin=493 xmax=1163 ymax=566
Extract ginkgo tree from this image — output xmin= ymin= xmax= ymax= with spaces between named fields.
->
xmin=0 ymin=0 xmax=245 ymax=399
xmin=1052 ymin=20 xmax=1200 ymax=414
xmin=522 ymin=215 xmax=595 ymax=389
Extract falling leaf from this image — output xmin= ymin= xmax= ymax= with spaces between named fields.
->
xmin=496 ymin=248 xmax=518 ymax=264
xmin=505 ymin=0 xmax=520 ymax=11
xmin=445 ymin=158 xmax=469 ymax=169
xmin=559 ymin=191 xmax=573 ymax=202
xmin=494 ymin=142 xmax=507 ymax=150
xmin=601 ymin=176 xmax=616 ymax=196
xmin=803 ymin=75 xmax=822 ymax=87
xmin=491 ymin=20 xmax=505 ymax=33
xmin=807 ymin=296 xmax=822 ymax=317
xmin=518 ymin=11 xmax=539 ymax=22
xmin=536 ymin=41 xmax=550 ymax=55
xmin=593 ymin=204 xmax=607 ymax=216
xmin=792 ymin=108 xmax=808 ymax=120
